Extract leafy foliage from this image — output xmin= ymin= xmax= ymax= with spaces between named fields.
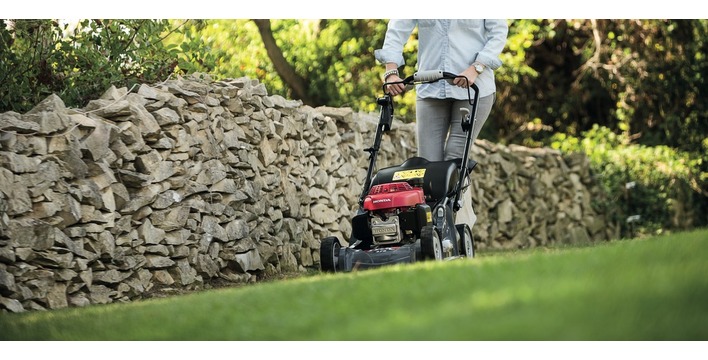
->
xmin=0 ymin=19 xmax=214 ymax=112
xmin=551 ymin=125 xmax=707 ymax=236
xmin=493 ymin=20 xmax=707 ymax=156
xmin=176 ymin=20 xmax=410 ymax=114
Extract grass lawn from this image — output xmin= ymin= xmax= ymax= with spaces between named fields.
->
xmin=1 ymin=228 xmax=707 ymax=342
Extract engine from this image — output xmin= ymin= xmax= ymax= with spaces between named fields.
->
xmin=363 ymin=182 xmax=429 ymax=246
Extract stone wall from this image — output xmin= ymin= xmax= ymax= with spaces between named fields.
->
xmin=0 ymin=74 xmax=617 ymax=313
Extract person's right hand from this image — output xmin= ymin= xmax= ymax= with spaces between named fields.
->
xmin=454 ymin=67 xmax=479 ymax=89
xmin=384 ymin=74 xmax=405 ymax=96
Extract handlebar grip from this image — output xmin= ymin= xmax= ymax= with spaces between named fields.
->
xmin=413 ymin=70 xmax=444 ymax=82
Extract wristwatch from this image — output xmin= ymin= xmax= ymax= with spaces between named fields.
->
xmin=473 ymin=62 xmax=485 ymax=74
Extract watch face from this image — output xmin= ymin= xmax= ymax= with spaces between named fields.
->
xmin=475 ymin=64 xmax=484 ymax=73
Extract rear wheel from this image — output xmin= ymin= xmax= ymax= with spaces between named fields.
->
xmin=421 ymin=225 xmax=442 ymax=261
xmin=456 ymin=224 xmax=474 ymax=258
xmin=320 ymin=237 xmax=341 ymax=272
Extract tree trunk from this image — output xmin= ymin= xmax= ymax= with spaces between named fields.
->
xmin=252 ymin=19 xmax=314 ymax=106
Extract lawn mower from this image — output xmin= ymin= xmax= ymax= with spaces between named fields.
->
xmin=320 ymin=70 xmax=479 ymax=272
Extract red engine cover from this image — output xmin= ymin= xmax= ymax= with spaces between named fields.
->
xmin=363 ymin=182 xmax=425 ymax=211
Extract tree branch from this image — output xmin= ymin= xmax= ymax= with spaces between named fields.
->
xmin=252 ymin=19 xmax=314 ymax=105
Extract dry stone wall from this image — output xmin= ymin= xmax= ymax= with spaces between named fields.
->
xmin=0 ymin=74 xmax=617 ymax=313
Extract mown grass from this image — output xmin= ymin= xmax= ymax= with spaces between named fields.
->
xmin=1 ymin=229 xmax=707 ymax=340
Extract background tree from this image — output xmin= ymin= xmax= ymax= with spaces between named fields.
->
xmin=493 ymin=19 xmax=707 ymax=156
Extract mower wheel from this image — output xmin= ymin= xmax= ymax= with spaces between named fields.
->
xmin=456 ymin=224 xmax=474 ymax=258
xmin=320 ymin=236 xmax=341 ymax=272
xmin=421 ymin=225 xmax=442 ymax=261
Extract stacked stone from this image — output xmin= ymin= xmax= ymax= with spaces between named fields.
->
xmin=0 ymin=74 xmax=617 ymax=313
xmin=468 ymin=141 xmax=619 ymax=250
xmin=0 ymin=74 xmax=324 ymax=311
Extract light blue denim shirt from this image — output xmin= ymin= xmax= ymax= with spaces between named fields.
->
xmin=375 ymin=19 xmax=508 ymax=99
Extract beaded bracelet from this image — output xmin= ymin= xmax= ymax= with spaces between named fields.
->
xmin=383 ymin=69 xmax=399 ymax=81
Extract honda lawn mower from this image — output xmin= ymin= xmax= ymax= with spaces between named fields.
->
xmin=320 ymin=70 xmax=479 ymax=272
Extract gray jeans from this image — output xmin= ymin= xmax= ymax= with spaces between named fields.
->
xmin=415 ymin=94 xmax=495 ymax=230
xmin=415 ymin=94 xmax=495 ymax=161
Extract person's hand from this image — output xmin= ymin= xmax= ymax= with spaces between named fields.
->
xmin=384 ymin=74 xmax=405 ymax=96
xmin=453 ymin=68 xmax=479 ymax=88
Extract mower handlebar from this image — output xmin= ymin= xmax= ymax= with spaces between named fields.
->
xmin=383 ymin=70 xmax=478 ymax=105
xmin=413 ymin=70 xmax=456 ymax=82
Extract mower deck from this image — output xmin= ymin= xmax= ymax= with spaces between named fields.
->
xmin=337 ymin=243 xmax=420 ymax=272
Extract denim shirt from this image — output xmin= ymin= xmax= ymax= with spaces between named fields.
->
xmin=375 ymin=19 xmax=508 ymax=99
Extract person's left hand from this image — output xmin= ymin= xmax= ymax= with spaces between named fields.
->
xmin=453 ymin=67 xmax=478 ymax=88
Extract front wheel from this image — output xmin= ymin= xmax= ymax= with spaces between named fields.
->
xmin=456 ymin=224 xmax=475 ymax=258
xmin=320 ymin=236 xmax=341 ymax=272
xmin=421 ymin=225 xmax=442 ymax=261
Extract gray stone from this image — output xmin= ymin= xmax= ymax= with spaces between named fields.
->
xmin=0 ymin=296 xmax=24 ymax=312
xmin=56 ymin=147 xmax=89 ymax=180
xmin=93 ymin=269 xmax=132 ymax=284
xmin=0 ymin=111 xmax=40 ymax=134
xmin=31 ymin=201 xmax=62 ymax=219
xmin=210 ymin=178 xmax=239 ymax=194
xmin=68 ymin=293 xmax=91 ymax=307
xmin=195 ymin=159 xmax=227 ymax=185
xmin=231 ymin=249 xmax=265 ymax=272
xmin=0 ymin=169 xmax=32 ymax=215
xmin=152 ymin=270 xmax=175 ymax=285
xmin=96 ymin=231 xmax=115 ymax=258
xmin=169 ymin=258 xmax=197 ymax=285
xmin=164 ymin=229 xmax=191 ymax=246
xmin=151 ymin=206 xmax=190 ymax=232
xmin=8 ymin=220 xmax=57 ymax=250
xmin=121 ymin=183 xmax=161 ymax=213
xmin=53 ymin=192 xmax=82 ymax=228
xmin=0 ymin=267 xmax=16 ymax=293
xmin=114 ymin=255 xmax=146 ymax=271
xmin=83 ymin=98 xmax=132 ymax=118
xmin=134 ymin=150 xmax=163 ymax=174
xmin=568 ymin=226 xmax=592 ymax=244
xmin=310 ymin=203 xmax=339 ymax=225
xmin=201 ymin=215 xmax=228 ymax=242
xmin=152 ymin=107 xmax=181 ymax=126
xmin=144 ymin=255 xmax=175 ymax=269
xmin=0 ymin=151 xmax=41 ymax=173
xmin=72 ymin=114 xmax=114 ymax=161
xmin=88 ymin=284 xmax=112 ymax=304
xmin=497 ymin=198 xmax=514 ymax=224
xmin=196 ymin=254 xmax=219 ymax=278
xmin=138 ymin=219 xmax=166 ymax=245
xmin=146 ymin=244 xmax=169 ymax=256
xmin=22 ymin=94 xmax=73 ymax=134
xmin=225 ymin=219 xmax=250 ymax=241
xmin=35 ymin=251 xmax=73 ymax=268
xmin=152 ymin=190 xmax=182 ymax=210
xmin=0 ymin=247 xmax=16 ymax=264
xmin=126 ymin=102 xmax=161 ymax=139
xmin=111 ymin=182 xmax=130 ymax=211
xmin=46 ymin=282 xmax=68 ymax=309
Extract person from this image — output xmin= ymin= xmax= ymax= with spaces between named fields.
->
xmin=374 ymin=19 xmax=509 ymax=231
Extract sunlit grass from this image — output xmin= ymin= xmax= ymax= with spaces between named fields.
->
xmin=1 ymin=229 xmax=707 ymax=340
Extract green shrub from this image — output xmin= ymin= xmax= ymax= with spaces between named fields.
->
xmin=0 ymin=19 xmax=214 ymax=113
xmin=551 ymin=125 xmax=707 ymax=237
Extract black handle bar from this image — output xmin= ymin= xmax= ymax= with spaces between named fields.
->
xmin=382 ymin=70 xmax=478 ymax=105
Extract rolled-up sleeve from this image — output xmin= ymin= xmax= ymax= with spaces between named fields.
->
xmin=475 ymin=19 xmax=509 ymax=70
xmin=374 ymin=19 xmax=418 ymax=66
